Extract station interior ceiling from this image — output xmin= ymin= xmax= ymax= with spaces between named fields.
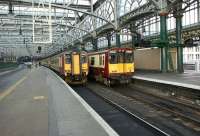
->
xmin=0 ymin=0 xmax=199 ymax=62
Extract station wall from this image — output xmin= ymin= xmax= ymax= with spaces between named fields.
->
xmin=134 ymin=48 xmax=161 ymax=71
xmin=134 ymin=48 xmax=177 ymax=71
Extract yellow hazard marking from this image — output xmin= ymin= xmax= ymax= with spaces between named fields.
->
xmin=0 ymin=76 xmax=27 ymax=101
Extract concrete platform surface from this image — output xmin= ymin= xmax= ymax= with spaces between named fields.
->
xmin=0 ymin=67 xmax=117 ymax=136
xmin=133 ymin=71 xmax=200 ymax=90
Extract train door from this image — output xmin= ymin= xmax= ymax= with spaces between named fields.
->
xmin=118 ymin=51 xmax=124 ymax=73
xmin=65 ymin=54 xmax=71 ymax=75
xmin=81 ymin=53 xmax=88 ymax=75
xmin=59 ymin=56 xmax=62 ymax=74
xmin=124 ymin=50 xmax=134 ymax=73
xmin=108 ymin=50 xmax=118 ymax=73
xmin=72 ymin=52 xmax=80 ymax=75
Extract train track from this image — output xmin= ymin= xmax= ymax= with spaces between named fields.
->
xmin=72 ymin=86 xmax=170 ymax=136
xmin=113 ymin=85 xmax=200 ymax=126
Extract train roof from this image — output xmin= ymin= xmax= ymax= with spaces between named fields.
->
xmin=88 ymin=47 xmax=133 ymax=55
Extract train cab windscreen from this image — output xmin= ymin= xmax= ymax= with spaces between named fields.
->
xmin=81 ymin=55 xmax=87 ymax=64
xmin=109 ymin=51 xmax=117 ymax=64
xmin=65 ymin=54 xmax=71 ymax=64
xmin=109 ymin=50 xmax=133 ymax=64
xmin=125 ymin=51 xmax=133 ymax=63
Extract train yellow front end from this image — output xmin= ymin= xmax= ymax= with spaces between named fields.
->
xmin=88 ymin=48 xmax=134 ymax=86
xmin=64 ymin=51 xmax=88 ymax=85
xmin=108 ymin=48 xmax=134 ymax=84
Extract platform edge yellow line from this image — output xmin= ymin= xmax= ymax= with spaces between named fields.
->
xmin=0 ymin=76 xmax=27 ymax=101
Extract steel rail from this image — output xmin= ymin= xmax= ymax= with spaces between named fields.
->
xmin=121 ymin=86 xmax=200 ymax=126
xmin=87 ymin=87 xmax=170 ymax=136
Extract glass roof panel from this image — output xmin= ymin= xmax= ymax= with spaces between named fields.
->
xmin=32 ymin=0 xmax=90 ymax=5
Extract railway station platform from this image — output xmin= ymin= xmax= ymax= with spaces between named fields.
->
xmin=132 ymin=71 xmax=200 ymax=90
xmin=0 ymin=66 xmax=117 ymax=136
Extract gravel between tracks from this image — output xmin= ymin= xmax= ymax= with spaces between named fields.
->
xmin=87 ymin=82 xmax=200 ymax=136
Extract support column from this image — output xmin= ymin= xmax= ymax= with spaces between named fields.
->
xmin=8 ymin=1 xmax=13 ymax=14
xmin=197 ymin=0 xmax=200 ymax=22
xmin=175 ymin=13 xmax=184 ymax=73
xmin=106 ymin=33 xmax=111 ymax=49
xmin=114 ymin=0 xmax=121 ymax=48
xmin=92 ymin=37 xmax=98 ymax=51
xmin=130 ymin=23 xmax=136 ymax=49
xmin=131 ymin=34 xmax=137 ymax=50
xmin=80 ymin=43 xmax=85 ymax=51
xmin=160 ymin=13 xmax=168 ymax=72
xmin=115 ymin=31 xmax=121 ymax=47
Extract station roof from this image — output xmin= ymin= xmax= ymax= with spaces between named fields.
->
xmin=0 ymin=0 xmax=100 ymax=57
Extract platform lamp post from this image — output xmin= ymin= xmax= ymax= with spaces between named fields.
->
xmin=174 ymin=8 xmax=184 ymax=73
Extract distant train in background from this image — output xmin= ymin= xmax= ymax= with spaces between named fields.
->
xmin=88 ymin=48 xmax=134 ymax=86
xmin=41 ymin=51 xmax=88 ymax=85
xmin=17 ymin=56 xmax=32 ymax=64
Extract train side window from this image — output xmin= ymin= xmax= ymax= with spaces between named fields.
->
xmin=99 ymin=55 xmax=102 ymax=65
xmin=91 ymin=57 xmax=95 ymax=65
xmin=65 ymin=54 xmax=71 ymax=64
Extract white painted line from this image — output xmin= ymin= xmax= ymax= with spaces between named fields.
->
xmin=0 ymin=65 xmax=21 ymax=76
xmin=0 ymin=69 xmax=15 ymax=76
xmin=133 ymin=76 xmax=200 ymax=90
xmin=50 ymin=69 xmax=119 ymax=136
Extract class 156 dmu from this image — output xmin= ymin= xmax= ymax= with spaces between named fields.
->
xmin=41 ymin=51 xmax=88 ymax=85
